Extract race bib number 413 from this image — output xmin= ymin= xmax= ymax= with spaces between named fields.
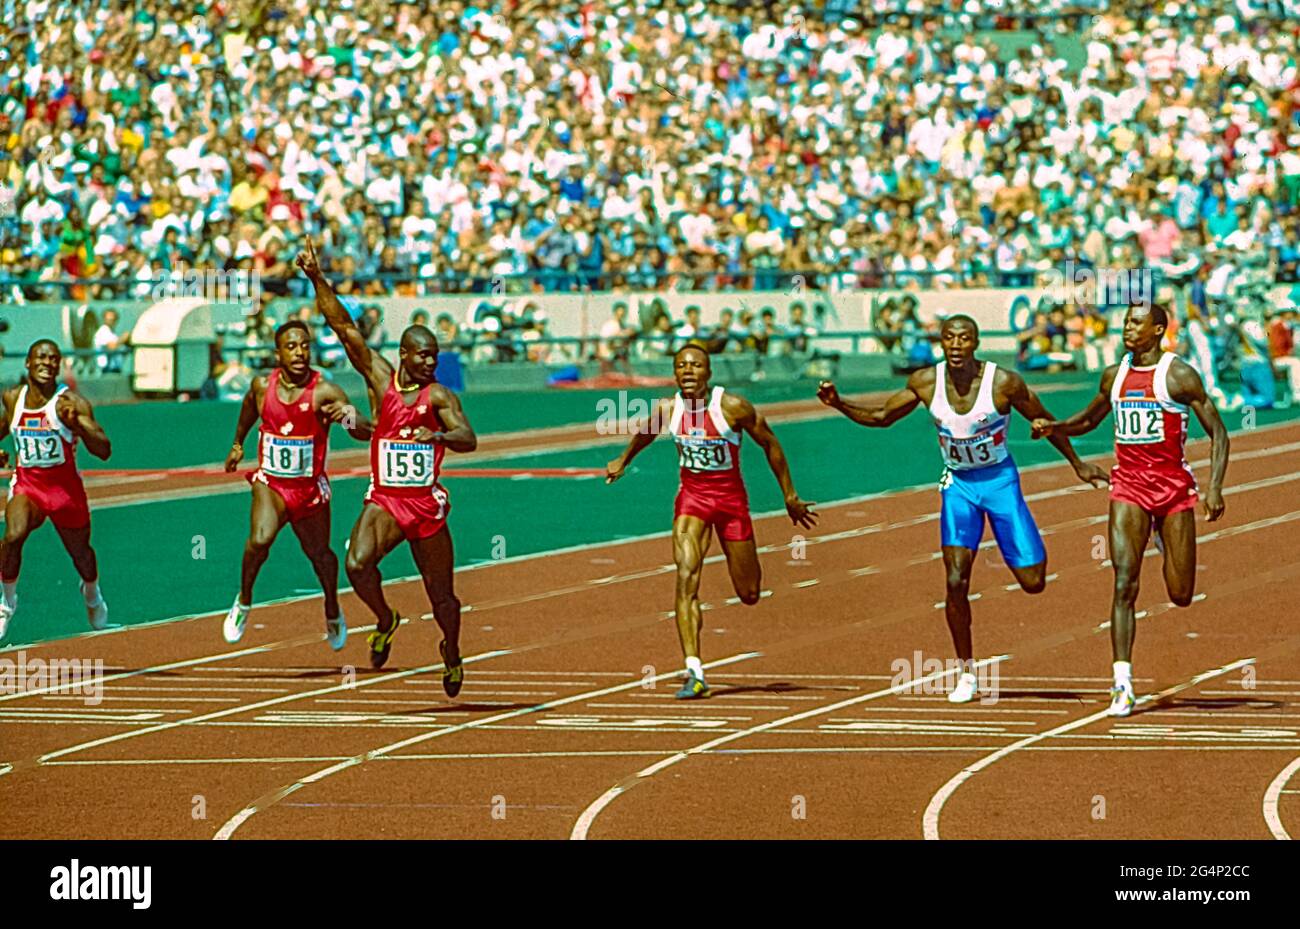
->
xmin=940 ymin=433 xmax=1001 ymax=469
xmin=14 ymin=428 xmax=66 ymax=468
xmin=1114 ymin=401 xmax=1165 ymax=444
xmin=378 ymin=438 xmax=436 ymax=487
xmin=261 ymin=436 xmax=314 ymax=478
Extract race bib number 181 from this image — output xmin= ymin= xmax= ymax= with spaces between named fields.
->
xmin=378 ymin=439 xmax=436 ymax=487
xmin=262 ymin=436 xmax=314 ymax=478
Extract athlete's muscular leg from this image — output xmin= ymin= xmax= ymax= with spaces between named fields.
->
xmin=0 ymin=495 xmax=45 ymax=583
xmin=672 ymin=515 xmax=711 ymax=662
xmin=53 ymin=523 xmax=98 ymax=582
xmin=1108 ymin=501 xmax=1152 ymax=663
xmin=345 ymin=503 xmax=406 ymax=630
xmin=941 ymin=546 xmax=976 ymax=662
xmin=1006 ymin=561 xmax=1047 ymax=594
xmin=241 ymin=482 xmax=288 ymax=606
xmin=290 ymin=505 xmax=340 ymax=619
xmin=1155 ymin=509 xmax=1197 ymax=607
xmin=719 ymin=536 xmax=762 ymax=605
xmin=410 ymin=526 xmax=461 ymax=664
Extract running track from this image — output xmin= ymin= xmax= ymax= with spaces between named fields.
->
xmin=2 ymin=421 xmax=1299 ymax=840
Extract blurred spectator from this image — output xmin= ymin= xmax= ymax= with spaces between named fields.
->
xmin=786 ymin=304 xmax=817 ymax=354
xmin=1017 ymin=310 xmax=1076 ymax=373
xmin=598 ymin=302 xmax=636 ymax=372
xmin=93 ymin=307 xmax=129 ymax=374
xmin=358 ymin=305 xmax=385 ymax=349
xmin=1268 ymin=304 xmax=1300 ymax=405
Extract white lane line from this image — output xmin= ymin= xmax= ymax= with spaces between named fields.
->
xmin=921 ymin=657 xmax=1254 ymax=840
xmin=568 ymin=655 xmax=1008 ymax=840
xmin=27 ymin=649 xmax=513 ymax=771
xmin=1263 ymin=756 xmax=1300 ymax=840
xmin=45 ymin=740 xmax=1300 ymax=770
xmin=212 ymin=652 xmax=762 ymax=840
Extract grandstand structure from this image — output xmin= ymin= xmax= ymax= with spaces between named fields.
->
xmin=0 ymin=1 xmax=1297 ymax=402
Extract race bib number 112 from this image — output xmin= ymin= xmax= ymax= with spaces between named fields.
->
xmin=14 ymin=429 xmax=66 ymax=468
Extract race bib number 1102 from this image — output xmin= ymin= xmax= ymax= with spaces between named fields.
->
xmin=1114 ymin=401 xmax=1165 ymax=445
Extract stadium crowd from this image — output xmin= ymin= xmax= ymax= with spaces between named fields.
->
xmin=2 ymin=0 xmax=1299 ymax=405
xmin=2 ymin=0 xmax=1300 ymax=299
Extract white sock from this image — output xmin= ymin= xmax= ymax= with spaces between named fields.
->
xmin=81 ymin=580 xmax=103 ymax=607
xmin=1113 ymin=661 xmax=1133 ymax=688
xmin=2 ymin=581 xmax=16 ymax=608
xmin=685 ymin=656 xmax=704 ymax=681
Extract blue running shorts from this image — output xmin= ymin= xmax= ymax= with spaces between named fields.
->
xmin=939 ymin=458 xmax=1045 ymax=568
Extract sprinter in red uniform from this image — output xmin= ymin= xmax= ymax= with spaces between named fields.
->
xmin=297 ymin=238 xmax=477 ymax=696
xmin=0 ymin=340 xmax=113 ymax=642
xmin=1033 ymin=304 xmax=1230 ymax=717
xmin=221 ymin=320 xmax=373 ymax=649
xmin=606 ymin=344 xmax=816 ymax=699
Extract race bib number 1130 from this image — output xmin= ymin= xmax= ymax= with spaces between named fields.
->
xmin=676 ymin=438 xmax=730 ymax=472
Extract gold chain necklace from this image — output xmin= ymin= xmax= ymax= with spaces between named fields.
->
xmin=395 ymin=372 xmax=421 ymax=393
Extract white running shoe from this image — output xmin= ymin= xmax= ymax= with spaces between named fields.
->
xmin=87 ymin=597 xmax=108 ymax=631
xmin=223 ymin=599 xmax=250 ymax=644
xmin=325 ymin=612 xmax=347 ymax=651
xmin=0 ymin=598 xmax=14 ymax=641
xmin=1108 ymin=683 xmax=1136 ymax=717
xmin=948 ymin=671 xmax=978 ymax=704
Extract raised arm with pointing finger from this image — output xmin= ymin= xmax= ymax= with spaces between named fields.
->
xmin=295 ymin=237 xmax=395 ymax=409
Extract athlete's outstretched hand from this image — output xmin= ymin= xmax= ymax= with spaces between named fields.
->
xmin=1030 ymin=418 xmax=1056 ymax=439
xmin=786 ymin=496 xmax=817 ymax=529
xmin=1203 ymin=488 xmax=1225 ymax=522
xmin=1074 ymin=461 xmax=1109 ymax=489
xmin=295 ymin=236 xmax=321 ymax=279
xmin=816 ymin=380 xmax=840 ymax=408
xmin=224 ymin=445 xmax=242 ymax=472
xmin=605 ymin=457 xmax=626 ymax=484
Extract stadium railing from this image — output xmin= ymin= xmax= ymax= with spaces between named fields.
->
xmin=19 ymin=265 xmax=1294 ymax=299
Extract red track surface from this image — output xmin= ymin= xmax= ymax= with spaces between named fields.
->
xmin=2 ymin=422 xmax=1298 ymax=840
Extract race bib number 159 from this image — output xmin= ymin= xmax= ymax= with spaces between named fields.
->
xmin=378 ymin=439 xmax=436 ymax=487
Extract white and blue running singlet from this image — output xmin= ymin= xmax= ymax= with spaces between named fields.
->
xmin=927 ymin=362 xmax=1045 ymax=567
